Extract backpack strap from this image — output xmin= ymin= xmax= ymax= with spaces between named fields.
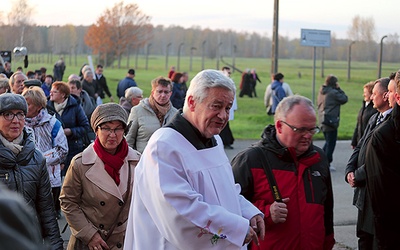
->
xmin=254 ymin=147 xmax=282 ymax=202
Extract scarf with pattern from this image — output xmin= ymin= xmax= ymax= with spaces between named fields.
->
xmin=149 ymin=94 xmax=171 ymax=125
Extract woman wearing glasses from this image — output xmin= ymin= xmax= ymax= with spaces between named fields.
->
xmin=126 ymin=76 xmax=177 ymax=153
xmin=47 ymin=81 xmax=90 ymax=177
xmin=0 ymin=93 xmax=64 ymax=249
xmin=60 ymin=103 xmax=141 ymax=250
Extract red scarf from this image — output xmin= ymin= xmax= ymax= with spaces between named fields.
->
xmin=93 ymin=138 xmax=129 ymax=186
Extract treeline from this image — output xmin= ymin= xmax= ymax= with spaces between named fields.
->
xmin=0 ymin=24 xmax=399 ymax=63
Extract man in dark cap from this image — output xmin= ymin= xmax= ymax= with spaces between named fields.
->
xmin=116 ymin=69 xmax=137 ymax=99
xmin=23 ymin=79 xmax=42 ymax=91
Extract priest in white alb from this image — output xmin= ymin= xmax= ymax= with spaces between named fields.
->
xmin=124 ymin=69 xmax=265 ymax=249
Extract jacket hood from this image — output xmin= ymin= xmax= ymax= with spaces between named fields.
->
xmin=258 ymin=124 xmax=316 ymax=160
xmin=271 ymin=80 xmax=281 ymax=90
xmin=320 ymin=85 xmax=333 ymax=95
xmin=258 ymin=125 xmax=287 ymax=157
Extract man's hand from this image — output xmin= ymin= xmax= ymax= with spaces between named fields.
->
xmin=270 ymin=198 xmax=289 ymax=223
xmin=243 ymin=226 xmax=259 ymax=246
xmin=347 ymin=172 xmax=355 ymax=187
xmin=250 ymin=214 xmax=265 ymax=241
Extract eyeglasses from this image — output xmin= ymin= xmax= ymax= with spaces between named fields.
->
xmin=50 ymin=90 xmax=60 ymax=94
xmin=98 ymin=126 xmax=125 ymax=135
xmin=155 ymin=90 xmax=171 ymax=95
xmin=280 ymin=120 xmax=320 ymax=135
xmin=2 ymin=112 xmax=25 ymax=121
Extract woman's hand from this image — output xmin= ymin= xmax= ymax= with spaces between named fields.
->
xmin=87 ymin=232 xmax=109 ymax=250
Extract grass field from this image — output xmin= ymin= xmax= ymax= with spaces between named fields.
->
xmin=19 ymin=54 xmax=399 ymax=140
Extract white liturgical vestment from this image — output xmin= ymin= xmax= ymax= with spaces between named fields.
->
xmin=124 ymin=128 xmax=261 ymax=249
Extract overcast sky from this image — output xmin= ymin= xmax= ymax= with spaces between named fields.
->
xmin=3 ymin=0 xmax=398 ymax=41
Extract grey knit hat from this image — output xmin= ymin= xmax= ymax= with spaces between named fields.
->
xmin=91 ymin=103 xmax=128 ymax=131
xmin=0 ymin=93 xmax=28 ymax=114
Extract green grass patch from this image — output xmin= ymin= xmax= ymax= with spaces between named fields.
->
xmin=21 ymin=55 xmax=398 ymax=140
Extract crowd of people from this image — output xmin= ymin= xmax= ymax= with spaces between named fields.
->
xmin=0 ymin=58 xmax=399 ymax=250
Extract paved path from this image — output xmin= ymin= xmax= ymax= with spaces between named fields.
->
xmin=59 ymin=139 xmax=358 ymax=249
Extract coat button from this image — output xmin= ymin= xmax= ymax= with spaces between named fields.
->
xmin=117 ymin=222 xmax=122 ymax=226
xmin=118 ymin=201 xmax=123 ymax=206
xmin=116 ymin=242 xmax=122 ymax=248
xmin=99 ymin=224 xmax=104 ymax=229
xmin=100 ymin=201 xmax=105 ymax=206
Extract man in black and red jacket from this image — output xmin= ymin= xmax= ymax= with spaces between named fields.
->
xmin=232 ymin=95 xmax=335 ymax=250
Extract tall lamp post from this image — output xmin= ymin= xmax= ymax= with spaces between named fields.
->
xmin=216 ymin=42 xmax=223 ymax=70
xmin=377 ymin=35 xmax=387 ymax=78
xmin=165 ymin=43 xmax=172 ymax=71
xmin=145 ymin=43 xmax=152 ymax=70
xmin=347 ymin=41 xmax=355 ymax=80
xmin=177 ymin=43 xmax=184 ymax=71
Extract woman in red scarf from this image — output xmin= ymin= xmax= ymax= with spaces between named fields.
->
xmin=60 ymin=103 xmax=141 ymax=250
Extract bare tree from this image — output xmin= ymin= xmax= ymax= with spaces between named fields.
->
xmin=7 ymin=0 xmax=34 ymax=46
xmin=347 ymin=15 xmax=376 ymax=42
xmin=347 ymin=15 xmax=377 ymax=61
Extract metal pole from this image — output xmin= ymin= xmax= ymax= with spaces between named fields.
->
xmin=233 ymin=45 xmax=237 ymax=73
xmin=347 ymin=41 xmax=355 ymax=80
xmin=202 ymin=40 xmax=206 ymax=70
xmin=177 ymin=43 xmax=184 ymax=71
xmin=312 ymin=46 xmax=316 ymax=105
xmin=145 ymin=43 xmax=152 ymax=70
xmin=135 ymin=48 xmax=139 ymax=69
xmin=377 ymin=35 xmax=387 ymax=78
xmin=320 ymin=48 xmax=325 ymax=78
xmin=271 ymin=0 xmax=279 ymax=74
xmin=165 ymin=43 xmax=171 ymax=71
xmin=217 ymin=42 xmax=222 ymax=70
xmin=190 ymin=47 xmax=196 ymax=72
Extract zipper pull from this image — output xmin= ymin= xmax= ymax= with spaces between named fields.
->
xmin=5 ymin=173 xmax=8 ymax=180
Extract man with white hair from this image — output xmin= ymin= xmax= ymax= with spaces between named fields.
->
xmin=125 ymin=69 xmax=265 ymax=249
xmin=119 ymin=86 xmax=143 ymax=115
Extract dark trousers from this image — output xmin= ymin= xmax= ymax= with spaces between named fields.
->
xmin=322 ymin=130 xmax=337 ymax=163
xmin=220 ymin=122 xmax=234 ymax=146
xmin=357 ymin=230 xmax=377 ymax=250
xmin=251 ymin=82 xmax=257 ymax=97
xmin=52 ymin=186 xmax=61 ymax=212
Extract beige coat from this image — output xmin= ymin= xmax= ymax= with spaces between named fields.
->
xmin=60 ymin=143 xmax=140 ymax=250
xmin=126 ymin=98 xmax=178 ymax=153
